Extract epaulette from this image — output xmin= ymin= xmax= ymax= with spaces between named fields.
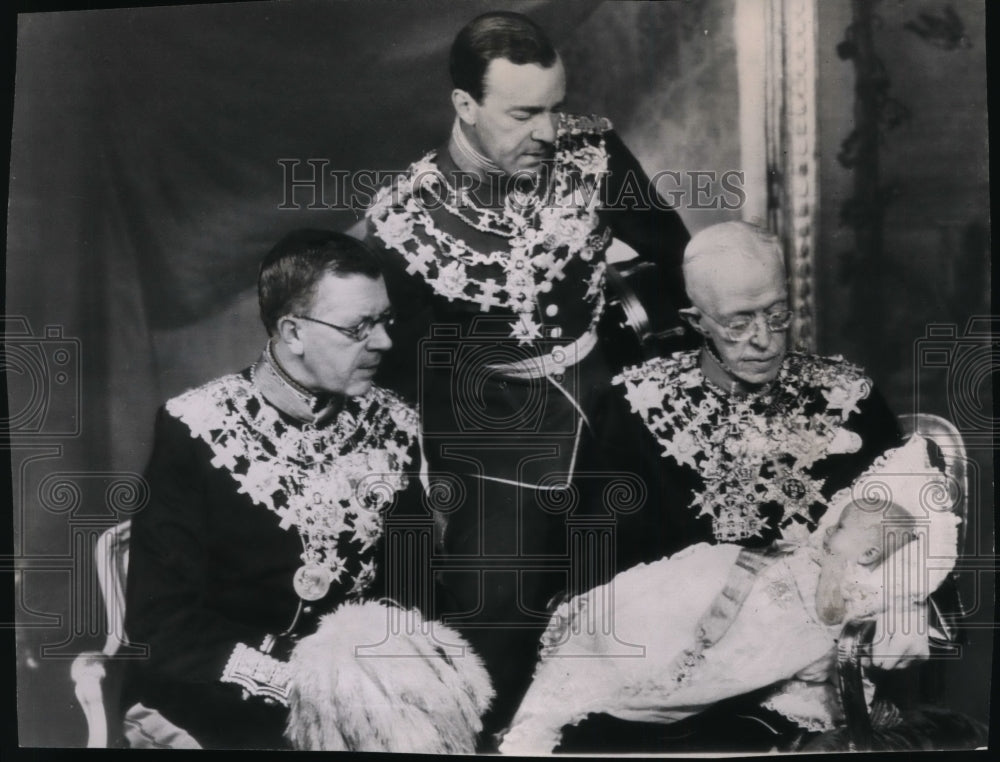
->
xmin=798 ymin=352 xmax=865 ymax=378
xmin=784 ymin=352 xmax=871 ymax=395
xmin=612 ymin=350 xmax=698 ymax=388
xmin=165 ymin=372 xmax=247 ymax=425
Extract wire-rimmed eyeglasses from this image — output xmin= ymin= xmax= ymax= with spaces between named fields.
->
xmin=292 ymin=310 xmax=395 ymax=343
xmin=698 ymin=308 xmax=793 ymax=342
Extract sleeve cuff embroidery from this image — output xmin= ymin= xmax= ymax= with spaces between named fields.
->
xmin=221 ymin=642 xmax=292 ymax=706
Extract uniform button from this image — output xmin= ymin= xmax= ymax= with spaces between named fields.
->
xmin=539 ymin=280 xmax=553 ymax=293
xmin=545 ymin=304 xmax=559 ymax=317
xmin=550 ymin=326 xmax=563 ymax=338
xmin=303 ymin=606 xmax=313 ymax=614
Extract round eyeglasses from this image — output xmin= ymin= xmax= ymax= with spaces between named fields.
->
xmin=292 ymin=310 xmax=395 ymax=343
xmin=699 ymin=309 xmax=793 ymax=343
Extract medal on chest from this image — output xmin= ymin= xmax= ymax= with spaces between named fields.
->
xmin=293 ymin=564 xmax=333 ymax=602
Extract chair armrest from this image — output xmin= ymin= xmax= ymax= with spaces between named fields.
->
xmin=836 ymin=618 xmax=876 ymax=751
xmin=70 ymin=651 xmax=109 ymax=748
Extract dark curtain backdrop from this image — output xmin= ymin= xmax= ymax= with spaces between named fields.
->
xmin=813 ymin=0 xmax=992 ymax=726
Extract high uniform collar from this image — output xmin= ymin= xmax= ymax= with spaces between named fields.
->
xmin=252 ymin=341 xmax=344 ymax=427
xmin=449 ymin=117 xmax=502 ymax=181
xmin=440 ymin=138 xmax=551 ymax=215
xmin=698 ymin=343 xmax=780 ymax=399
xmin=442 ymin=134 xmax=503 ymax=199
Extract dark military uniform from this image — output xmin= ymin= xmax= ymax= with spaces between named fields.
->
xmin=123 ymin=346 xmax=424 ymax=749
xmin=365 ymin=113 xmax=691 ymax=739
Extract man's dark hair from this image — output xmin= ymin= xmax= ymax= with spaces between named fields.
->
xmin=258 ymin=229 xmax=382 ymax=336
xmin=449 ymin=11 xmax=558 ymax=102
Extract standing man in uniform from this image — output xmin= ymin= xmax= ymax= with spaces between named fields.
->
xmin=365 ymin=11 xmax=691 ymax=742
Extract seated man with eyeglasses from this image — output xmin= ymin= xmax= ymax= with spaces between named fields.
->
xmin=121 ymin=230 xmax=482 ymax=749
xmin=556 ymin=221 xmax=921 ymax=752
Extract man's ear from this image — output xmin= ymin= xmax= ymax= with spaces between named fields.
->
xmin=276 ymin=316 xmax=305 ymax=356
xmin=858 ymin=545 xmax=883 ymax=567
xmin=679 ymin=307 xmax=707 ymax=335
xmin=452 ymin=89 xmax=477 ymax=126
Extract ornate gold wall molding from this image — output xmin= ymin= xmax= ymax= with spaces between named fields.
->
xmin=764 ymin=0 xmax=819 ymax=352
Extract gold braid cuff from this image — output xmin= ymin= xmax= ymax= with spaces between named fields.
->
xmin=221 ymin=642 xmax=293 ymax=706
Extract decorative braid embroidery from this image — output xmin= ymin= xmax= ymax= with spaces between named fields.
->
xmin=221 ymin=642 xmax=293 ymax=706
xmin=167 ymin=375 xmax=419 ymax=598
xmin=614 ymin=352 xmax=874 ymax=542
xmin=367 ymin=113 xmax=614 ymax=344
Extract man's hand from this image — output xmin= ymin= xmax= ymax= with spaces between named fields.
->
xmin=869 ymin=604 xmax=930 ymax=670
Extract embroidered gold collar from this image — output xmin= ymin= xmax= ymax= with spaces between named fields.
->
xmin=614 ymin=351 xmax=873 ymax=542
xmin=367 ymin=113 xmax=613 ymax=345
xmin=166 ymin=368 xmax=419 ymax=600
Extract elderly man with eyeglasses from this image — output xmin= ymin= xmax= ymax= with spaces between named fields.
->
xmin=602 ymin=220 xmax=904 ymax=560
xmin=121 ymin=230 xmax=461 ymax=749
xmin=555 ymin=220 xmax=912 ymax=752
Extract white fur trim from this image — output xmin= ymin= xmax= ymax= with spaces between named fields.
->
xmin=284 ymin=600 xmax=493 ymax=752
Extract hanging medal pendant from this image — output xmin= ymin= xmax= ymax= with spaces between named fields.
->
xmin=293 ymin=564 xmax=332 ymax=601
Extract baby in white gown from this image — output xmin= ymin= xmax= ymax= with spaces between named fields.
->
xmin=499 ymin=436 xmax=959 ymax=755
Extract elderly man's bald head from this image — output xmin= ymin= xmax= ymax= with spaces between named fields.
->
xmin=683 ymin=222 xmax=786 ymax=311
xmin=680 ymin=222 xmax=790 ymax=390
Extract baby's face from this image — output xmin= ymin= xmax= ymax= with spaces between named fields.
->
xmin=815 ymin=502 xmax=886 ymax=625
xmin=822 ymin=502 xmax=883 ymax=560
